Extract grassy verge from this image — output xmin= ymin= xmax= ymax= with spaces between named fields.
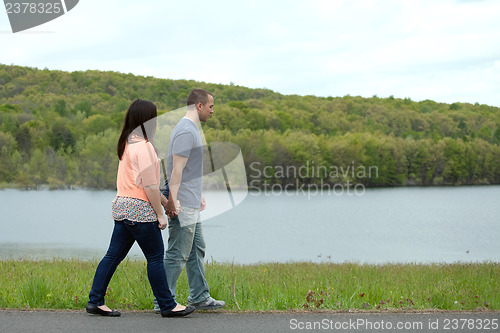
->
xmin=0 ymin=259 xmax=497 ymax=311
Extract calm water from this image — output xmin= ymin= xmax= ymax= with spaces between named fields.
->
xmin=0 ymin=186 xmax=499 ymax=264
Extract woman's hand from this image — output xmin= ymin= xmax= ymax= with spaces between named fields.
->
xmin=158 ymin=215 xmax=168 ymax=230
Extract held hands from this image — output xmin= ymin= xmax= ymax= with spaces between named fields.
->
xmin=164 ymin=196 xmax=181 ymax=218
xmin=162 ymin=196 xmax=206 ymax=218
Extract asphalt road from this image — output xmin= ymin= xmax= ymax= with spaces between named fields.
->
xmin=0 ymin=310 xmax=498 ymax=333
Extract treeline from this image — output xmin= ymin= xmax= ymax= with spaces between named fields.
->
xmin=0 ymin=64 xmax=499 ymax=189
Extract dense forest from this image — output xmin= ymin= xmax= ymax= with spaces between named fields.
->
xmin=1 ymin=64 xmax=500 ymax=189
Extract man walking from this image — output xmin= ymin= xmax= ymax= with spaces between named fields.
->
xmin=155 ymin=89 xmax=225 ymax=312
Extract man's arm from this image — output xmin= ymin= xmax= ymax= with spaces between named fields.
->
xmin=165 ymin=154 xmax=188 ymax=217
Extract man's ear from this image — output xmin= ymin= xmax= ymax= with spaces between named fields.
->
xmin=196 ymin=101 xmax=203 ymax=110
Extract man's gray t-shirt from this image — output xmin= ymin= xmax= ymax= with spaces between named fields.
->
xmin=166 ymin=117 xmax=203 ymax=208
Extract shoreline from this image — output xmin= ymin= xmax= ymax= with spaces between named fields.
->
xmin=1 ymin=183 xmax=500 ymax=191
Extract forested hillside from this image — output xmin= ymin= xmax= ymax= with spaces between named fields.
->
xmin=1 ymin=64 xmax=499 ymax=189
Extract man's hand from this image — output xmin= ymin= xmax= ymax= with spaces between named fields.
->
xmin=200 ymin=196 xmax=206 ymax=211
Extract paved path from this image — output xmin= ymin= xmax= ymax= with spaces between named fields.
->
xmin=0 ymin=310 xmax=498 ymax=332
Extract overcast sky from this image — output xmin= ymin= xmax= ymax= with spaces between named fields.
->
xmin=1 ymin=0 xmax=499 ymax=106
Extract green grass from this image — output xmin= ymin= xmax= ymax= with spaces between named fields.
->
xmin=0 ymin=259 xmax=497 ymax=311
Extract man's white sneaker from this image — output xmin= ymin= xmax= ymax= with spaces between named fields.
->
xmin=189 ymin=297 xmax=225 ymax=310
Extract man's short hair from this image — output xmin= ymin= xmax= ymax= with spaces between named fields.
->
xmin=187 ymin=89 xmax=213 ymax=106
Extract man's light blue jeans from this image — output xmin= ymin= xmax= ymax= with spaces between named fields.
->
xmin=154 ymin=206 xmax=210 ymax=310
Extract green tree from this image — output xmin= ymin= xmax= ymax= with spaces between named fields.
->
xmin=15 ymin=123 xmax=32 ymax=156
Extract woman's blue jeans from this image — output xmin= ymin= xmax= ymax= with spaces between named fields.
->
xmin=88 ymin=220 xmax=177 ymax=312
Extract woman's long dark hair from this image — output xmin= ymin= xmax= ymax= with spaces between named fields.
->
xmin=117 ymin=99 xmax=157 ymax=160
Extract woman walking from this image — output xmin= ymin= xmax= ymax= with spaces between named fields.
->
xmin=86 ymin=99 xmax=194 ymax=318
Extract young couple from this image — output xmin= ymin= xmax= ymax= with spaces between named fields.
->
xmin=86 ymin=89 xmax=224 ymax=318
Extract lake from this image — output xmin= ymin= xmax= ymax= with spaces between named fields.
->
xmin=0 ymin=186 xmax=499 ymax=264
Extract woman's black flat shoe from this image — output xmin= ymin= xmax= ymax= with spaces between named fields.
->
xmin=161 ymin=305 xmax=195 ymax=318
xmin=86 ymin=304 xmax=121 ymax=317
